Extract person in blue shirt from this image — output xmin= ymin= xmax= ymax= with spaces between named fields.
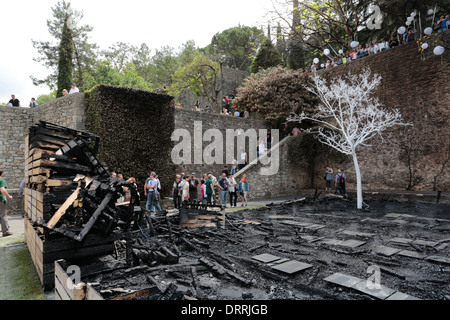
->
xmin=437 ymin=15 xmax=449 ymax=33
xmin=145 ymin=172 xmax=157 ymax=213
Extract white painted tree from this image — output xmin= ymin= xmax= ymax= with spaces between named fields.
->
xmin=289 ymin=68 xmax=408 ymax=209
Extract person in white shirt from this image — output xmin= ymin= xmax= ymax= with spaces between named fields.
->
xmin=69 ymin=83 xmax=79 ymax=95
xmin=258 ymin=139 xmax=266 ymax=157
xmin=239 ymin=151 xmax=248 ymax=171
xmin=227 ymin=173 xmax=238 ymax=208
xmin=373 ymin=41 xmax=380 ymax=54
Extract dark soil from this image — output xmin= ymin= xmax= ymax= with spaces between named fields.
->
xmin=73 ymin=195 xmax=450 ymax=301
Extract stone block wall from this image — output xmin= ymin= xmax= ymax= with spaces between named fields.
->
xmin=310 ymin=33 xmax=450 ymax=192
xmin=173 ymin=108 xmax=269 ymax=180
xmin=0 ymin=106 xmax=34 ymax=190
xmin=0 ymin=93 xmax=86 ymax=190
xmin=232 ymin=136 xmax=307 ymax=200
xmin=33 ymin=92 xmax=86 ymax=130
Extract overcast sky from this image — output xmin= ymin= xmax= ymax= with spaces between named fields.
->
xmin=0 ymin=0 xmax=277 ymax=104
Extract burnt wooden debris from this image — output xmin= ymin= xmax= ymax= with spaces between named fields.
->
xmin=24 ymin=122 xmax=144 ymax=289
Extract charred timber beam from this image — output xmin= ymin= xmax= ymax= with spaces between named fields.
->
xmin=76 ymin=192 xmax=114 ymax=242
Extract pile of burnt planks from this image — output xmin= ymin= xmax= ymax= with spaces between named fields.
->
xmin=24 ymin=121 xmax=142 ymax=289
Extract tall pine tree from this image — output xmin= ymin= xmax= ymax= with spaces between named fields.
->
xmin=250 ymin=38 xmax=284 ymax=74
xmin=287 ymin=0 xmax=305 ymax=70
xmin=56 ymin=13 xmax=74 ymax=97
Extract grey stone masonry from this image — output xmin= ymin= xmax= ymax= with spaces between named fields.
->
xmin=0 ymin=106 xmax=34 ymax=189
xmin=233 ymin=136 xmax=307 ymax=200
xmin=0 ymin=93 xmax=86 ymax=189
xmin=173 ymin=108 xmax=269 ymax=179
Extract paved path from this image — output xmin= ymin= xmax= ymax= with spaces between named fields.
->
xmin=2 ymin=188 xmax=447 ymax=242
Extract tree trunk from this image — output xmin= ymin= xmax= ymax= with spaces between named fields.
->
xmin=352 ymin=151 xmax=363 ymax=210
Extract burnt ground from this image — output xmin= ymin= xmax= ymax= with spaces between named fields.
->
xmin=73 ymin=194 xmax=450 ymax=301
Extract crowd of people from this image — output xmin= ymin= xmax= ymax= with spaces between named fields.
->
xmin=303 ymin=21 xmax=448 ymax=73
xmin=175 ymin=94 xmax=251 ymax=118
xmin=170 ymin=170 xmax=250 ymax=211
xmin=2 ymin=84 xmax=78 ymax=108
xmin=137 ymin=167 xmax=251 ymax=216
xmin=111 ymin=164 xmax=252 ymax=218
xmin=2 ymin=84 xmax=80 ymax=108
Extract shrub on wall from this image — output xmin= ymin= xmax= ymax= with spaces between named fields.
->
xmin=85 ymin=85 xmax=175 ymax=197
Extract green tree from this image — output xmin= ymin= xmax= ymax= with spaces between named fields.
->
xmin=151 ymin=46 xmax=181 ymax=89
xmin=82 ymin=60 xmax=151 ymax=92
xmin=56 ymin=13 xmax=74 ymax=98
xmin=206 ymin=26 xmax=265 ymax=71
xmin=31 ymin=0 xmax=97 ymax=90
xmin=168 ymin=55 xmax=224 ymax=113
xmin=234 ymin=66 xmax=317 ymax=128
xmin=36 ymin=91 xmax=57 ymax=105
xmin=250 ymin=38 xmax=284 ymax=74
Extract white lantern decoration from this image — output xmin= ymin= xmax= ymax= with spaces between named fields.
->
xmin=427 ymin=9 xmax=434 ymax=15
xmin=313 ymin=58 xmax=319 ymax=64
xmin=397 ymin=26 xmax=406 ymax=34
xmin=339 ymin=49 xmax=344 ymax=54
xmin=351 ymin=41 xmax=359 ymax=48
xmin=421 ymin=43 xmax=429 ymax=50
xmin=434 ymin=46 xmax=445 ymax=55
xmin=324 ymin=49 xmax=330 ymax=56
xmin=424 ymin=27 xmax=433 ymax=35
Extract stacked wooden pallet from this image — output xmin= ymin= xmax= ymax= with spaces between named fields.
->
xmin=23 ymin=121 xmax=125 ymax=290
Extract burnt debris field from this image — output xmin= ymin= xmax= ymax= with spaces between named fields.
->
xmin=71 ymin=195 xmax=450 ymax=301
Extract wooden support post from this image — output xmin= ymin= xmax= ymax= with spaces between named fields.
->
xmin=46 ymin=176 xmax=93 ymax=230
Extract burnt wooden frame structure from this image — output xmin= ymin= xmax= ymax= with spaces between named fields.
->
xmin=24 ymin=122 xmax=141 ymax=289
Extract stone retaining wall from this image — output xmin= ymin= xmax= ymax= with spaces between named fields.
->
xmin=173 ymin=108 xmax=270 ymax=179
xmin=0 ymin=93 xmax=86 ymax=189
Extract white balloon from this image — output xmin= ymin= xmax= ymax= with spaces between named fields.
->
xmin=427 ymin=9 xmax=434 ymax=15
xmin=406 ymin=20 xmax=412 ymax=26
xmin=313 ymin=58 xmax=319 ymax=64
xmin=421 ymin=43 xmax=429 ymax=50
xmin=339 ymin=49 xmax=343 ymax=54
xmin=424 ymin=27 xmax=433 ymax=35
xmin=351 ymin=41 xmax=359 ymax=48
xmin=398 ymin=26 xmax=406 ymax=34
xmin=321 ymin=64 xmax=325 ymax=68
xmin=434 ymin=46 xmax=445 ymax=55
xmin=324 ymin=49 xmax=330 ymax=55
xmin=410 ymin=12 xmax=416 ymax=18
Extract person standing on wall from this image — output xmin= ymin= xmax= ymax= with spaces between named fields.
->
xmin=29 ymin=98 xmax=38 ymax=108
xmin=69 ymin=83 xmax=79 ymax=95
xmin=8 ymin=95 xmax=21 ymax=107
xmin=238 ymin=151 xmax=248 ymax=171
xmin=0 ymin=171 xmax=13 ymax=237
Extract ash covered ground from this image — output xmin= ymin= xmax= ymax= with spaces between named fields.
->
xmin=73 ymin=195 xmax=450 ymax=301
